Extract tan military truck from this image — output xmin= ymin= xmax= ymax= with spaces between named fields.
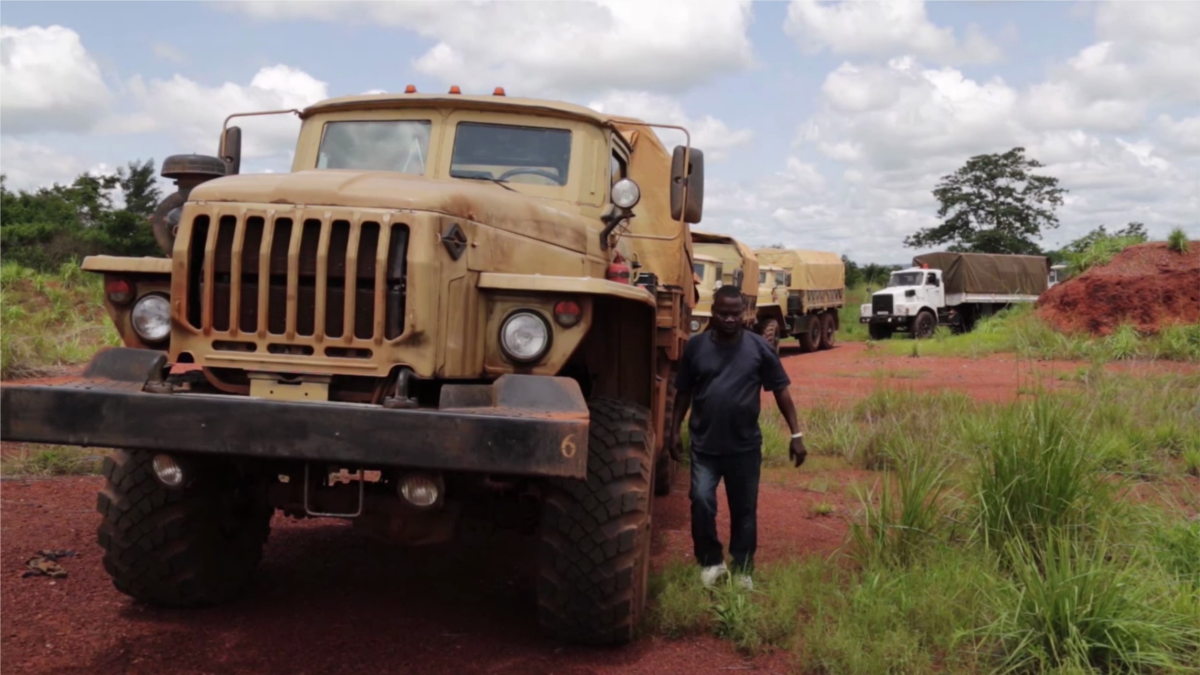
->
xmin=688 ymin=251 xmax=724 ymax=334
xmin=0 ymin=89 xmax=707 ymax=646
xmin=753 ymin=248 xmax=845 ymax=352
xmin=687 ymin=231 xmax=759 ymax=332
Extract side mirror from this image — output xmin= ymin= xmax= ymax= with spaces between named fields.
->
xmin=670 ymin=146 xmax=704 ymax=223
xmin=220 ymin=126 xmax=242 ymax=175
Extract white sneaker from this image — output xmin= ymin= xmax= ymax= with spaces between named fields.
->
xmin=700 ymin=562 xmax=728 ymax=588
xmin=736 ymin=574 xmax=753 ymax=591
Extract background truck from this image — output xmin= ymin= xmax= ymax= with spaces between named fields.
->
xmin=753 ymin=248 xmax=846 ymax=352
xmin=0 ymin=88 xmax=706 ymax=646
xmin=688 ymin=230 xmax=773 ymax=339
xmin=860 ymin=251 xmax=1051 ymax=339
xmin=689 ymin=251 xmax=725 ymax=333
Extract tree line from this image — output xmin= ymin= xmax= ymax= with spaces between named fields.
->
xmin=1 ymin=160 xmax=162 ymax=271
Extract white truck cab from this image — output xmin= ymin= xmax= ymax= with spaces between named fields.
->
xmin=859 ymin=267 xmax=944 ymax=339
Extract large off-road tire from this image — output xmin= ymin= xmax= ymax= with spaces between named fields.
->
xmin=538 ymin=398 xmax=654 ymax=645
xmin=798 ymin=315 xmax=822 ymax=352
xmin=914 ymin=310 xmax=937 ymax=339
xmin=655 ymin=384 xmax=678 ymax=497
xmin=96 ymin=450 xmax=272 ymax=607
xmin=868 ymin=323 xmax=893 ymax=341
xmin=819 ymin=311 xmax=837 ymax=350
xmin=760 ymin=318 xmax=781 ymax=353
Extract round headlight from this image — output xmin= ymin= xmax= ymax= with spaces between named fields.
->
xmin=152 ymin=454 xmax=183 ymax=487
xmin=131 ymin=294 xmax=171 ymax=343
xmin=500 ymin=311 xmax=550 ymax=363
xmin=611 ymin=178 xmax=641 ymax=209
xmin=690 ymin=318 xmax=702 ymax=333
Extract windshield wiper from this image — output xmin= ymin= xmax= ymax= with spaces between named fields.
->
xmin=452 ymin=174 xmax=516 ymax=192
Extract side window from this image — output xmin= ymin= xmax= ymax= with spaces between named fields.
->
xmin=927 ymin=273 xmax=939 ymax=286
xmin=610 ymin=151 xmax=628 ymax=185
xmin=759 ymin=271 xmax=767 ymax=284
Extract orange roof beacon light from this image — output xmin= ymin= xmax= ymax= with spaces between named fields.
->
xmin=404 ymin=84 xmax=417 ymax=94
xmin=449 ymin=85 xmax=462 ymax=94
xmin=493 ymin=87 xmax=506 ymax=96
xmin=921 ymin=263 xmax=929 ymax=269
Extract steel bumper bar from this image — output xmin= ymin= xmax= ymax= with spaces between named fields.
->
xmin=1 ymin=350 xmax=589 ymax=479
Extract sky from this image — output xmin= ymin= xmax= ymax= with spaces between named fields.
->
xmin=1 ymin=0 xmax=1197 ymax=264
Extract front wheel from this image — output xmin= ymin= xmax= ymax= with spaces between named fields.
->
xmin=96 ymin=450 xmax=272 ymax=607
xmin=538 ymin=398 xmax=654 ymax=645
xmin=760 ymin=318 xmax=781 ymax=353
xmin=798 ymin=315 xmax=821 ymax=352
xmin=819 ymin=312 xmax=837 ymax=350
xmin=914 ymin=310 xmax=937 ymax=339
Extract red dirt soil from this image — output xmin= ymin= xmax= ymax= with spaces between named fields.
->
xmin=3 ymin=345 xmax=1196 ymax=675
xmin=1036 ymin=241 xmax=1200 ymax=336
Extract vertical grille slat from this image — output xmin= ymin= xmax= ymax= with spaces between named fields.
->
xmin=373 ymin=223 xmax=392 ymax=344
xmin=200 ymin=217 xmax=221 ymax=335
xmin=313 ymin=218 xmax=333 ymax=341
xmin=189 ymin=210 xmax=407 ymax=351
xmin=343 ymin=223 xmax=362 ymax=344
xmin=227 ymin=216 xmax=247 ymax=336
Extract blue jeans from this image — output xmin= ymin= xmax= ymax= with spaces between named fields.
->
xmin=689 ymin=448 xmax=761 ymax=572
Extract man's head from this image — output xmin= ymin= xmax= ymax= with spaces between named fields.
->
xmin=711 ymin=284 xmax=745 ymax=337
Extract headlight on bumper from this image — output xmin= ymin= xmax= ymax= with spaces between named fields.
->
xmin=131 ymin=294 xmax=171 ymax=343
xmin=500 ymin=311 xmax=551 ymax=363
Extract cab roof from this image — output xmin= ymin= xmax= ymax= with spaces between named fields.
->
xmin=694 ymin=253 xmax=722 ymax=264
xmin=301 ymin=93 xmax=626 ymax=127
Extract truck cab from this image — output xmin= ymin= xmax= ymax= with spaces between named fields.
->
xmin=860 ymin=267 xmax=945 ymax=339
xmin=689 ymin=253 xmax=724 ymax=334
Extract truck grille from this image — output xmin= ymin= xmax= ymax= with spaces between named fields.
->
xmin=872 ymin=294 xmax=893 ymax=315
xmin=185 ymin=213 xmax=408 ymax=348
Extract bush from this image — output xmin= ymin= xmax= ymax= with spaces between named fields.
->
xmin=1167 ymin=227 xmax=1190 ymax=254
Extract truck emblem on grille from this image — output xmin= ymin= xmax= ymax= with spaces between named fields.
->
xmin=440 ymin=223 xmax=468 ymax=261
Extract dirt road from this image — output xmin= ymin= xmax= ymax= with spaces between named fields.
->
xmin=2 ymin=344 xmax=1192 ymax=675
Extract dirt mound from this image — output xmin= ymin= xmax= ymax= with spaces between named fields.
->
xmin=1037 ymin=241 xmax=1200 ymax=336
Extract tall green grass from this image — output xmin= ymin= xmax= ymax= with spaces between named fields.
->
xmin=655 ymin=375 xmax=1200 ymax=671
xmin=881 ymin=304 xmax=1200 ymax=362
xmin=1167 ymin=228 xmax=1190 ymax=254
xmin=1 ymin=261 xmax=120 ymax=378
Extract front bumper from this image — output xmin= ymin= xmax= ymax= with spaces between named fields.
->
xmin=860 ymin=315 xmax=912 ymax=327
xmin=1 ymin=348 xmax=589 ymax=479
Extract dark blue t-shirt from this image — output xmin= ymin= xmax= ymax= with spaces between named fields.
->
xmin=674 ymin=329 xmax=791 ymax=455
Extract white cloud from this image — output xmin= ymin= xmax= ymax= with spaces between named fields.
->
xmin=784 ymin=0 xmax=1002 ymax=65
xmin=230 ymin=1 xmax=754 ymax=96
xmin=0 ymin=25 xmax=112 ymax=134
xmin=123 ymin=65 xmax=328 ymax=161
xmin=0 ymin=138 xmax=84 ymax=190
xmin=703 ymin=37 xmax=1199 ymax=262
xmin=152 ymin=42 xmax=185 ymax=63
xmin=1157 ymin=115 xmax=1200 ymax=155
xmin=1094 ymin=1 xmax=1200 ymax=45
xmin=586 ymin=91 xmax=752 ymax=161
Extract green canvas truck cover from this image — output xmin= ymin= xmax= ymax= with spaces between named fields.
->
xmin=912 ymin=252 xmax=1050 ymax=296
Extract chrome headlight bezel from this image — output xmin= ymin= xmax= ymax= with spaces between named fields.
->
xmin=499 ymin=310 xmax=552 ymax=364
xmin=131 ymin=293 xmax=171 ymax=343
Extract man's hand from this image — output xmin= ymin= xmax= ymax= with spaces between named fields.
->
xmin=788 ymin=435 xmax=807 ymax=468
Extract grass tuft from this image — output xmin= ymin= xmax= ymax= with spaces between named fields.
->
xmin=1167 ymin=228 xmax=1190 ymax=254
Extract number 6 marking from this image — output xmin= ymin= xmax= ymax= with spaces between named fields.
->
xmin=561 ymin=435 xmax=577 ymax=458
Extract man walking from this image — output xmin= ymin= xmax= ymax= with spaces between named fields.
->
xmin=669 ymin=284 xmax=807 ymax=589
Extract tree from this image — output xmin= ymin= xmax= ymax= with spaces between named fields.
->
xmin=842 ymin=254 xmax=863 ymax=287
xmin=118 ymin=159 xmax=160 ymax=217
xmin=905 ymin=147 xmax=1067 ymax=255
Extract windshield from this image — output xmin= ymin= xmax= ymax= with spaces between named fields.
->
xmin=317 ymin=121 xmax=431 ymax=173
xmin=694 ymin=263 xmax=706 ymax=279
xmin=775 ymin=272 xmax=788 ymax=286
xmin=759 ymin=271 xmax=767 ymax=284
xmin=888 ymin=272 xmax=923 ymax=287
xmin=451 ymin=122 xmax=571 ymax=186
